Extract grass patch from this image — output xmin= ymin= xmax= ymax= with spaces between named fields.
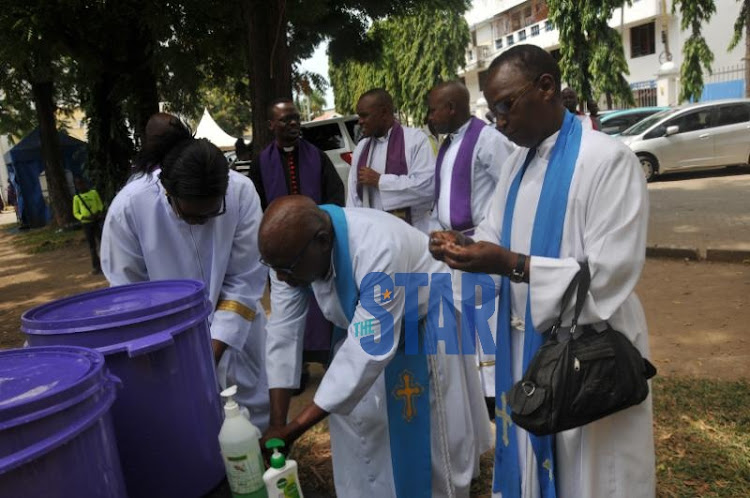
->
xmin=8 ymin=225 xmax=86 ymax=254
xmin=654 ymin=376 xmax=750 ymax=497
xmin=278 ymin=377 xmax=750 ymax=497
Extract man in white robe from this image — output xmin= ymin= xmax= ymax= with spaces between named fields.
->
xmin=101 ymin=163 xmax=270 ymax=431
xmin=430 ymin=45 xmax=655 ymax=498
xmin=259 ymin=196 xmax=491 ymax=498
xmin=346 ymin=88 xmax=435 ymax=233
xmin=427 ymin=80 xmax=516 ymax=407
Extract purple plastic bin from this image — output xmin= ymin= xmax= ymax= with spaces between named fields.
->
xmin=0 ymin=346 xmax=127 ymax=498
xmin=21 ymin=280 xmax=225 ymax=498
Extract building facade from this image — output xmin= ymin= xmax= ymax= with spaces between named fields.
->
xmin=461 ymin=0 xmax=746 ymax=116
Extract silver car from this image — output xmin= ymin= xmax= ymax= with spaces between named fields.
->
xmin=618 ymin=99 xmax=750 ymax=181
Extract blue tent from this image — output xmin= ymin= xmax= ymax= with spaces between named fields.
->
xmin=3 ymin=129 xmax=86 ymax=227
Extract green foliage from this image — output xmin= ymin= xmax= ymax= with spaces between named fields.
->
xmin=673 ymin=0 xmax=716 ymax=102
xmin=329 ymin=6 xmax=470 ymax=124
xmin=549 ymin=0 xmax=633 ymax=106
xmin=197 ymin=78 xmax=253 ymax=138
xmin=729 ymin=0 xmax=749 ymax=50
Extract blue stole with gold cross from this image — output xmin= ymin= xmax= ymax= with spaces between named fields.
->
xmin=493 ymin=111 xmax=582 ymax=497
xmin=320 ymin=204 xmax=432 ymax=498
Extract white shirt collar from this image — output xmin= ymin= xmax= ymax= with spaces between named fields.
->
xmin=450 ymin=118 xmax=472 ymax=142
xmin=536 ymin=130 xmax=561 ymax=161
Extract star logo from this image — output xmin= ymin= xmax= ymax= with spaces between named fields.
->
xmin=382 ymin=288 xmax=392 ymax=301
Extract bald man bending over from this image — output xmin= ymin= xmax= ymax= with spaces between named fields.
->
xmin=260 ymin=196 xmax=490 ymax=498
xmin=427 ymin=81 xmax=515 ymax=409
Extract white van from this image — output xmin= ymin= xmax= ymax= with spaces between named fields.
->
xmin=301 ymin=115 xmax=361 ymax=188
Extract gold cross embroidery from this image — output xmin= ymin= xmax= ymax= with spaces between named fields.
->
xmin=543 ymin=459 xmax=554 ymax=481
xmin=392 ymin=370 xmax=424 ymax=422
xmin=494 ymin=392 xmax=513 ymax=447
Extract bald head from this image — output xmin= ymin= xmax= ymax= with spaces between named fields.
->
xmin=427 ymin=80 xmax=471 ymax=134
xmin=145 ymin=113 xmax=181 ymax=142
xmin=357 ymin=88 xmax=396 ymax=138
xmin=259 ymin=196 xmax=333 ymax=286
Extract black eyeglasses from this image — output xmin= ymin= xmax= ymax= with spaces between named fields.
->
xmin=277 ymin=113 xmax=301 ymax=124
xmin=260 ymin=230 xmax=321 ymax=275
xmin=487 ymin=74 xmax=543 ymax=124
xmin=168 ymin=194 xmax=226 ymax=224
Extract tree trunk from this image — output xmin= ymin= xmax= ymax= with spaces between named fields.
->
xmin=606 ymin=91 xmax=613 ymax=110
xmin=745 ymin=8 xmax=750 ymax=98
xmin=31 ymin=80 xmax=75 ymax=228
xmin=85 ymin=72 xmax=134 ymax=204
xmin=242 ymin=0 xmax=292 ymax=158
xmin=129 ymin=62 xmax=160 ymax=148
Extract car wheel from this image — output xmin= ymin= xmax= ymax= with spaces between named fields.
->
xmin=638 ymin=155 xmax=657 ymax=182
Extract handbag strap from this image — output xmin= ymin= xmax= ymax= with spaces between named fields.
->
xmin=551 ymin=261 xmax=591 ymax=336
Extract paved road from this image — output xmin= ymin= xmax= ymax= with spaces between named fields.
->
xmin=647 ymin=166 xmax=750 ymax=254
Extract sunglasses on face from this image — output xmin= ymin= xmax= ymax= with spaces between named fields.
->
xmin=487 ymin=74 xmax=543 ymax=124
xmin=167 ymin=194 xmax=226 ymax=223
xmin=260 ymin=230 xmax=321 ymax=275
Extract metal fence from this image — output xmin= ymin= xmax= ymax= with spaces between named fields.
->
xmin=706 ymin=63 xmax=745 ymax=83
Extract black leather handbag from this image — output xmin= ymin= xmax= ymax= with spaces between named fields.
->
xmin=509 ymin=262 xmax=657 ymax=436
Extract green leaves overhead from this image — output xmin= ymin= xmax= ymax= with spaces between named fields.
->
xmin=329 ymin=6 xmax=470 ymax=125
xmin=548 ymin=0 xmax=634 ymax=107
xmin=673 ymin=0 xmax=716 ymax=102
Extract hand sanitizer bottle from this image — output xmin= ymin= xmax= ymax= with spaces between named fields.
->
xmin=219 ymin=386 xmax=268 ymax=498
xmin=263 ymin=439 xmax=303 ymax=498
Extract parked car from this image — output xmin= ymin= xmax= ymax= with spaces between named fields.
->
xmin=617 ymin=99 xmax=750 ymax=181
xmin=599 ymin=107 xmax=668 ymax=135
xmin=300 ymin=115 xmax=360 ymax=188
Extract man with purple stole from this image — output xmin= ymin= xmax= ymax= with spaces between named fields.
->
xmin=427 ymin=81 xmax=515 ymax=416
xmin=253 ymin=98 xmax=345 ymax=366
xmin=346 ymin=88 xmax=435 ymax=234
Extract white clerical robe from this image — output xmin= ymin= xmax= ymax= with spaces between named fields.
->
xmin=432 ymin=119 xmax=516 ymax=397
xmin=474 ymin=129 xmax=655 ymax=497
xmin=265 ymin=208 xmax=492 ymax=498
xmin=101 ymin=170 xmax=270 ymax=431
xmin=346 ymin=125 xmax=435 ymax=233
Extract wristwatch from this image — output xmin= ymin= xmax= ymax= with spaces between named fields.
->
xmin=509 ymin=253 xmax=527 ymax=283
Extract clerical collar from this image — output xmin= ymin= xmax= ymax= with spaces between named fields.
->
xmin=282 ymin=146 xmax=295 ymax=153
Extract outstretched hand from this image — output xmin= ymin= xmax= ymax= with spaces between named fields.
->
xmin=428 ymin=230 xmax=471 ymax=262
xmin=437 ymin=238 xmax=514 ymax=276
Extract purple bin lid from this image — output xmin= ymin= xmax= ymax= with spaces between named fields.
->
xmin=21 ymin=279 xmax=206 ymax=334
xmin=0 ymin=346 xmax=109 ymax=429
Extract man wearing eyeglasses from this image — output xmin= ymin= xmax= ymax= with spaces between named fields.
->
xmin=252 ymin=98 xmax=345 ymax=210
xmin=102 ymin=135 xmax=271 ymax=432
xmin=430 ymin=45 xmax=654 ymax=498
xmin=347 ymin=88 xmax=436 ymax=233
xmin=426 ymin=81 xmax=515 ymax=418
xmin=259 ymin=196 xmax=491 ymax=498
xmin=253 ymin=98 xmax=346 ymax=375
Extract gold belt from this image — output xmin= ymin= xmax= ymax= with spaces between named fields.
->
xmin=216 ymin=300 xmax=257 ymax=321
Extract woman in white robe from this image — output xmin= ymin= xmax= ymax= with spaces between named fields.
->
xmin=101 ymin=128 xmax=270 ymax=431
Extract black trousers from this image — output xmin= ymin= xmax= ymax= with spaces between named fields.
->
xmin=83 ymin=221 xmax=103 ymax=271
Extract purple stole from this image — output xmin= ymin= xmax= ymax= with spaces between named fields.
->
xmin=434 ymin=117 xmax=485 ymax=232
xmin=259 ymin=139 xmax=331 ymax=352
xmin=356 ymin=121 xmax=412 ymax=225
xmin=259 ymin=139 xmax=322 ymax=203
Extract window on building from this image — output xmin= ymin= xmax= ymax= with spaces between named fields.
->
xmin=478 ymin=70 xmax=490 ymax=91
xmin=467 ymin=50 xmax=474 ymax=61
xmin=545 ymin=20 xmax=554 ymax=31
xmin=531 ymin=25 xmax=540 ymax=37
xmin=495 ymin=38 xmax=503 ymax=50
xmin=507 ymin=34 xmax=515 ymax=46
xmin=630 ymin=22 xmax=655 ymax=58
xmin=519 ymin=29 xmax=527 ymax=41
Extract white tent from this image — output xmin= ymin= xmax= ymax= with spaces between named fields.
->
xmin=194 ymin=108 xmax=237 ymax=151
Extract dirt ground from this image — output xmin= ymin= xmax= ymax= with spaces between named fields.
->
xmin=1 ymin=229 xmax=749 ymax=381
